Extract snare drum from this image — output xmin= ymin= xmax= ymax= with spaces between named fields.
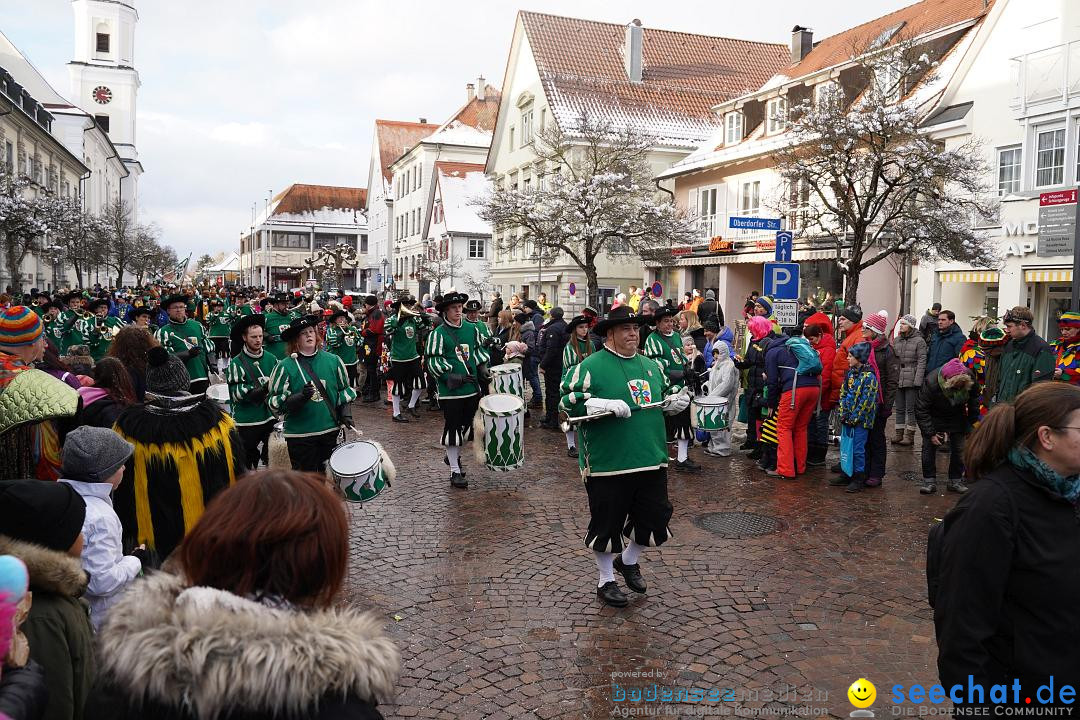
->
xmin=488 ymin=363 xmax=524 ymax=399
xmin=328 ymin=440 xmax=388 ymax=503
xmin=206 ymin=384 xmax=231 ymax=414
xmin=477 ymin=393 xmax=525 ymax=471
xmin=690 ymin=397 xmax=728 ymax=431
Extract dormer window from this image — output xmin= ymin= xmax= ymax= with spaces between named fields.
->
xmin=725 ymin=112 xmax=744 ymax=145
xmin=814 ymin=81 xmax=839 ymax=108
xmin=766 ymin=97 xmax=789 ymax=134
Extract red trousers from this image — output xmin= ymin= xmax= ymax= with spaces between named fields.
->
xmin=777 ymin=386 xmax=820 ymax=477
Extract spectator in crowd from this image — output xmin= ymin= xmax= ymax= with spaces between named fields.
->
xmin=536 ymin=292 xmax=552 ymax=317
xmin=0 ymin=553 xmax=49 ymax=720
xmin=834 ymin=342 xmax=879 ymax=493
xmin=0 ymin=479 xmax=93 ymax=720
xmin=638 ymin=299 xmax=659 ymax=349
xmin=829 ymin=304 xmax=865 ymax=410
xmin=892 ymin=313 xmax=928 ymax=446
xmin=107 ymin=326 xmax=158 ymax=402
xmin=766 ymin=331 xmax=821 ymax=480
xmin=678 ymin=310 xmax=706 ymax=352
xmin=688 ymin=289 xmax=703 ymax=315
xmin=927 ymin=310 xmax=966 ymax=373
xmin=698 ymin=289 xmax=723 ymax=327
xmin=736 ymin=316 xmax=779 ymax=460
xmin=514 ymin=312 xmax=542 ymax=408
xmin=934 ymin=383 xmax=1080 ymax=696
xmin=703 ymin=341 xmax=738 ymax=457
xmin=487 ymin=293 xmax=503 ymax=332
xmin=85 ymin=470 xmax=400 ymax=719
xmin=860 ymin=310 xmax=899 ymax=489
xmin=994 ymin=306 xmax=1055 ymax=406
xmin=919 ymin=302 xmax=942 ymax=343
xmin=802 ymin=312 xmax=836 ymax=467
xmin=77 ymin=357 xmax=137 ymax=429
xmin=702 ymin=319 xmax=735 ymax=369
xmin=37 ymin=347 xmax=83 ymax=390
xmin=628 ymin=286 xmax=641 ymax=312
xmin=538 ymin=307 xmax=568 ymax=429
xmin=915 ymin=359 xmax=978 ymax=495
xmin=1052 ymin=310 xmax=1080 ymax=385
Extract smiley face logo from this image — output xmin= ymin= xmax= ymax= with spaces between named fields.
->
xmin=847 ymin=678 xmax=876 ymax=709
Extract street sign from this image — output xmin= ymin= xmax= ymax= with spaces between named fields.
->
xmin=773 ymin=300 xmax=799 ymax=327
xmin=763 ymin=262 xmax=800 ymax=300
xmin=568 ymin=282 xmax=576 ymax=296
xmin=775 ymin=231 xmax=793 ymax=262
xmin=651 ymin=281 xmax=663 ymax=298
xmin=729 ymin=216 xmax=782 ymax=231
xmin=375 ymin=273 xmax=382 ymax=284
xmin=1038 ymin=189 xmax=1078 ymax=257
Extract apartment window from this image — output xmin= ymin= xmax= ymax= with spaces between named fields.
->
xmin=4 ymin=141 xmax=12 ymax=170
xmin=539 ymin=108 xmax=546 ymax=132
xmin=997 ymin=146 xmax=1022 ymax=195
xmin=1036 ymin=127 xmax=1066 ymax=187
xmin=766 ymin=97 xmax=788 ymax=134
xmin=874 ymin=61 xmax=902 ymax=103
xmin=96 ymin=33 xmax=110 ymax=53
xmin=360 ymin=234 xmax=368 ymax=252
xmin=521 ymin=105 xmax=534 ymax=145
xmin=412 ymin=167 xmax=418 ymax=192
xmin=692 ymin=186 xmax=718 ymax=237
xmin=418 ymin=162 xmax=422 ymax=188
xmin=509 ymin=127 xmax=516 ymax=151
xmin=725 ymin=112 xmax=744 ymax=145
xmin=314 ymin=233 xmax=351 ymax=249
xmin=740 ymin=181 xmax=761 ymax=215
xmin=272 ymin=232 xmax=311 ymax=249
xmin=468 ymin=237 xmax=485 ymax=259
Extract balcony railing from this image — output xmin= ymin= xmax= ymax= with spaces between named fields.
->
xmin=1011 ymin=41 xmax=1080 ymax=112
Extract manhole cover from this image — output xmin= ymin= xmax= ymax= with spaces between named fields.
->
xmin=694 ymin=511 xmax=786 ymax=538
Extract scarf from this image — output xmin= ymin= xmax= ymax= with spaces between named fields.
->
xmin=1008 ymin=445 xmax=1080 ymax=504
xmin=866 ymin=335 xmax=887 ymax=404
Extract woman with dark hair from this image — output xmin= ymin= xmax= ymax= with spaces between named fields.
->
xmin=85 ymin=469 xmax=400 ymax=719
xmin=934 ymin=382 xmax=1080 ymax=699
xmin=37 ymin=345 xmax=83 ymax=389
xmin=107 ymin=326 xmax=159 ymax=401
xmin=78 ymin=357 xmax=137 ymax=428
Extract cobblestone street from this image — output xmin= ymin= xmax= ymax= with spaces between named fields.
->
xmin=344 ymin=397 xmax=954 ymax=720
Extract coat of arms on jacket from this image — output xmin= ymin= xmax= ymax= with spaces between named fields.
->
xmin=627 ymin=379 xmax=652 ymax=405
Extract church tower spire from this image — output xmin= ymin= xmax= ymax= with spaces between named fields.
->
xmin=68 ymin=0 xmax=142 ymax=214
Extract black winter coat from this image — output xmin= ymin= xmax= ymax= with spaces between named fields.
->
xmin=80 ymin=396 xmax=126 ymax=429
xmin=934 ymin=462 xmax=1080 ymax=698
xmin=539 ymin=318 xmax=568 ymax=371
xmin=914 ymin=369 xmax=979 ymax=436
xmin=0 ymin=660 xmax=48 ymax=720
xmin=697 ymin=299 xmax=724 ymax=327
xmin=736 ymin=332 xmax=783 ymax=408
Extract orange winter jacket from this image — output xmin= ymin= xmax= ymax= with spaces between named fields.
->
xmin=830 ymin=320 xmax=864 ymax=406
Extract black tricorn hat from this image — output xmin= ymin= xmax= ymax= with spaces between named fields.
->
xmin=230 ymin=313 xmax=265 ymax=344
xmin=436 ymin=291 xmax=469 ymax=312
xmin=280 ymin=314 xmax=321 ymax=342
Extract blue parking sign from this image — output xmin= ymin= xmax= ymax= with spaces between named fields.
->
xmin=763 ymin=262 xmax=800 ymax=300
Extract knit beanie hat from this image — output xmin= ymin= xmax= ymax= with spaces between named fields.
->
xmin=145 ymin=345 xmax=191 ymax=394
xmin=864 ymin=310 xmax=889 ymax=336
xmin=841 ymin=304 xmax=863 ymax=323
xmin=0 ymin=306 xmax=44 ymax=347
xmin=940 ymin=358 xmax=968 ymax=380
xmin=979 ymin=326 xmax=1008 ymax=348
xmin=849 ymin=341 xmax=872 ymax=363
xmin=755 ymin=296 xmax=774 ymax=317
xmin=61 ymin=426 xmax=134 ymax=484
xmin=1059 ymin=311 xmax=1080 ymax=329
xmin=899 ymin=313 xmax=918 ymax=329
xmin=703 ymin=319 xmax=720 ymax=332
xmin=0 ymin=479 xmax=86 ymax=552
xmin=705 ymin=289 xmax=715 ymax=300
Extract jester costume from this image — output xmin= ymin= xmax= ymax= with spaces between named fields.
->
xmin=1054 ymin=311 xmax=1080 ymax=386
xmin=0 ymin=352 xmax=79 ymax=481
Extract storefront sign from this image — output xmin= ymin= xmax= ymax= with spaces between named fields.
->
xmin=1037 ymin=190 xmax=1077 ymax=257
xmin=709 ymin=237 xmax=734 ymax=253
xmin=670 ymin=246 xmax=692 ymax=257
xmin=755 ymin=239 xmax=777 ymax=251
xmin=1005 ymin=241 xmax=1036 ymax=257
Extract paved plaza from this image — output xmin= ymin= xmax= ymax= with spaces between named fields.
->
xmin=344 ymin=398 xmax=955 ymax=719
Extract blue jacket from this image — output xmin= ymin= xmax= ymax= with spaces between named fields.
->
xmin=926 ymin=322 xmax=965 ymax=372
xmin=765 ymin=341 xmax=821 ymax=408
xmin=839 ymin=365 xmax=879 ymax=429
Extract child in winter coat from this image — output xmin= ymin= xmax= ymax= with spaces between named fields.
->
xmin=835 ymin=342 xmax=879 ymax=493
xmin=704 ymin=341 xmax=739 ymax=457
xmin=58 ymin=426 xmax=150 ymax=630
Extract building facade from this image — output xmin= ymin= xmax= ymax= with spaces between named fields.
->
xmin=420 ymin=162 xmax=493 ymax=300
xmin=485 ymin=11 xmax=789 ymax=312
xmin=240 ymin=184 xmax=368 ymax=291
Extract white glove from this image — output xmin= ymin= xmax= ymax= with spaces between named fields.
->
xmin=585 ymin=397 xmax=632 ymax=418
xmin=662 ymin=391 xmax=690 ymax=416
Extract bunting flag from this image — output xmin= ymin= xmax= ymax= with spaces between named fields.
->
xmin=163 ymin=253 xmax=191 ymax=283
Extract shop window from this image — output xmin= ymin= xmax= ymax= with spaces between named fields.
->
xmin=997 ymin=146 xmax=1021 ymax=195
xmin=1035 ymin=127 xmax=1065 ymax=187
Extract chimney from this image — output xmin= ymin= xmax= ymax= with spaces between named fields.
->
xmin=624 ymin=19 xmax=643 ymax=84
xmin=476 ymin=76 xmax=486 ymax=101
xmin=791 ymin=25 xmax=813 ymax=63
xmin=419 ymin=117 xmax=427 ymax=124
xmin=466 ymin=83 xmax=475 ymax=102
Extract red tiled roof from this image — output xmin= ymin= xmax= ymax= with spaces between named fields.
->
xmin=518 ymin=11 xmax=789 ymax=146
xmin=272 ymin=184 xmax=366 ymax=216
xmin=786 ymin=0 xmax=994 ymax=78
xmin=447 ymin=87 xmax=501 ymax=132
xmin=374 ymin=119 xmax=439 ymax=182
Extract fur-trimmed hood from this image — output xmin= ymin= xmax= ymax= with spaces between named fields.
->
xmin=95 ymin=572 xmax=399 ymax=719
xmin=0 ymin=535 xmax=88 ymax=597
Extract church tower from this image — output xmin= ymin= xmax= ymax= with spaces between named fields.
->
xmin=68 ymin=0 xmax=142 ymax=215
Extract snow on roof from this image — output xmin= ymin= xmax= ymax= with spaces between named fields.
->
xmin=436 ymin=163 xmax=491 ymax=236
xmin=266 ymin=184 xmax=367 ymax=226
xmin=0 ymin=29 xmax=77 ymax=109
xmin=425 ymin=120 xmax=493 ymax=148
xmin=206 ymin=253 xmax=240 ymax=272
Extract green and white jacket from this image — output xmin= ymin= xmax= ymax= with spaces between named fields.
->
xmin=205 ymin=309 xmax=235 ymax=339
xmin=384 ymin=314 xmax=425 ymax=362
xmin=326 ymin=325 xmax=360 ymax=366
xmin=643 ymin=330 xmax=687 ymax=394
xmin=424 ymin=319 xmax=490 ymax=399
xmin=155 ymin=320 xmax=212 ymax=382
xmin=560 ymin=347 xmax=672 ymax=478
xmin=263 ymin=310 xmax=297 ymax=361
xmin=226 ymin=348 xmax=277 ymax=426
xmin=267 ymin=349 xmax=356 ymax=437
xmin=561 ymin=336 xmax=595 ymax=381
xmin=76 ymin=316 xmax=125 ymax=362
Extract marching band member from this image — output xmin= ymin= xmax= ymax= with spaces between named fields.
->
xmin=560 ymin=315 xmax=594 ymax=458
xmin=131 ymin=305 xmax=157 ymax=333
xmin=359 ymin=295 xmax=385 ymax=403
xmin=155 ymin=295 xmax=213 ymax=395
xmin=644 ymin=306 xmax=699 ymax=472
xmin=59 ymin=292 xmax=89 ymax=354
xmin=325 ymin=309 xmax=362 ymax=389
xmin=263 ymin=293 xmax=296 ymax=361
xmin=559 ymin=305 xmax=689 ymax=608
xmin=226 ymin=315 xmax=277 ymax=470
xmin=424 ymin=292 xmax=490 ymax=488
xmin=42 ymin=301 xmax=65 ymax=351
xmin=205 ymin=298 xmax=234 ymax=375
xmin=78 ymin=299 xmax=125 ymax=362
xmin=267 ymin=315 xmax=356 ymax=473
xmin=384 ymin=294 xmax=428 ymax=422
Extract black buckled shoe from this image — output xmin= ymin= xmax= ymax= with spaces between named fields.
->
xmin=613 ymin=556 xmax=646 ymax=594
xmin=567 ymin=446 xmax=579 ymax=458
xmin=408 ymin=405 xmax=421 ymax=418
xmin=392 ymin=414 xmax=409 ymax=423
xmin=596 ymin=581 xmax=628 ymax=608
xmin=450 ymin=471 xmax=468 ymax=489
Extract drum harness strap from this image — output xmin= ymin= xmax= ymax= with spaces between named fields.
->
xmin=297 ymin=353 xmax=345 ymax=429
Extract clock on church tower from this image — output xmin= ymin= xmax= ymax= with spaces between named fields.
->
xmin=92 ymin=86 xmax=112 ymax=104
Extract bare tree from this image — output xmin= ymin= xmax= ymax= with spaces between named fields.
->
xmin=773 ymin=37 xmax=996 ymax=304
xmin=475 ymin=113 xmax=695 ymax=310
xmin=94 ymin=198 xmax=139 ymax=289
xmin=0 ymin=169 xmax=55 ymax=293
xmin=127 ymin=224 xmax=167 ymax=286
xmin=463 ymin=261 xmax=494 ymax=304
xmin=44 ymin=195 xmax=103 ymax=289
xmin=415 ymin=247 xmax=463 ymax=297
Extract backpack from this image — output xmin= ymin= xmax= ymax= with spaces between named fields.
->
xmin=785 ymin=336 xmax=822 ymax=376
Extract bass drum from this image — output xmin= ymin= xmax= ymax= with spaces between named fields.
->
xmin=206 ymin=384 xmax=231 ymax=414
xmin=328 ymin=440 xmax=390 ymax=503
xmin=475 ymin=393 xmax=525 ymax=471
xmin=488 ymin=363 xmax=523 ymax=400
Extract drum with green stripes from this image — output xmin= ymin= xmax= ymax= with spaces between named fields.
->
xmin=328 ymin=440 xmax=387 ymax=503
xmin=690 ymin=397 xmax=728 ymax=431
xmin=478 ymin=392 xmax=525 ymax=471
xmin=488 ymin=363 xmax=524 ymax=400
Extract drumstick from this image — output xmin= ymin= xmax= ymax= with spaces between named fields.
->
xmin=560 ymin=400 xmax=666 ymax=429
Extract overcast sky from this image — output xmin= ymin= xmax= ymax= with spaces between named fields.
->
xmin=3 ymin=0 xmax=913 ymax=259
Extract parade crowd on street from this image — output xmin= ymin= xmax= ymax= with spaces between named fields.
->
xmin=0 ymin=280 xmax=1078 ymax=718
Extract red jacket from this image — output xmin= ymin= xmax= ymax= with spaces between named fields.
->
xmin=830 ymin=320 xmax=864 ymax=406
xmin=804 ymin=312 xmax=838 ymax=410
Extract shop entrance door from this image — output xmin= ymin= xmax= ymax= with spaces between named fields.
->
xmin=1045 ymin=284 xmax=1073 ymax=338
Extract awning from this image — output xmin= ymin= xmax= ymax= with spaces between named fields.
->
xmin=938 ymin=271 xmax=999 ymax=283
xmin=675 ymin=248 xmax=841 ymax=266
xmin=1025 ymin=269 xmax=1074 ymax=282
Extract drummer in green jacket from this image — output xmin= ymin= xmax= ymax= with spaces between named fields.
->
xmin=424 ymin=291 xmax=490 ymax=489
xmin=263 ymin=292 xmax=297 ymax=361
xmin=267 ymin=314 xmax=356 ymax=473
xmin=205 ymin=297 xmax=234 ymax=375
xmin=325 ymin=309 xmax=361 ymax=389
xmin=560 ymin=315 xmax=595 ymax=458
xmin=226 ymin=314 xmax=278 ymax=470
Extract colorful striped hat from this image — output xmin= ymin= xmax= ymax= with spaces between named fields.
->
xmin=0 ymin=306 xmax=44 ymax=347
xmin=1058 ymin=311 xmax=1080 ymax=328
xmin=979 ymin=326 xmax=1007 ymax=348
